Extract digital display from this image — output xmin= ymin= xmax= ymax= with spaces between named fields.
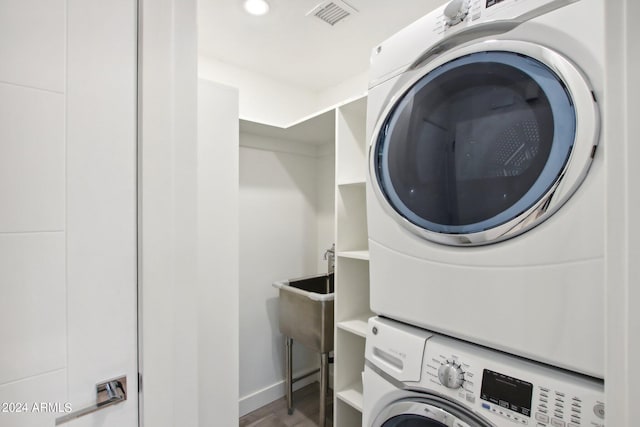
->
xmin=480 ymin=369 xmax=533 ymax=417
xmin=486 ymin=0 xmax=506 ymax=7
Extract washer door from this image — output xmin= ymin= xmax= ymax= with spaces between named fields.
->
xmin=370 ymin=40 xmax=599 ymax=246
xmin=372 ymin=398 xmax=492 ymax=427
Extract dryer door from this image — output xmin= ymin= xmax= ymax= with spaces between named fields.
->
xmin=372 ymin=398 xmax=492 ymax=427
xmin=370 ymin=40 xmax=599 ymax=246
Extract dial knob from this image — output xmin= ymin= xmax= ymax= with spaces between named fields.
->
xmin=443 ymin=0 xmax=469 ymax=26
xmin=438 ymin=361 xmax=464 ymax=389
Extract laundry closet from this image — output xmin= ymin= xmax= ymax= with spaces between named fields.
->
xmin=195 ymin=0 xmax=639 ymax=426
xmin=229 ymin=96 xmax=372 ymax=425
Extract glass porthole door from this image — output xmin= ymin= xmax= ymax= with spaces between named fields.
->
xmin=371 ymin=399 xmax=491 ymax=427
xmin=370 ymin=40 xmax=599 ymax=246
xmin=381 ymin=415 xmax=447 ymax=427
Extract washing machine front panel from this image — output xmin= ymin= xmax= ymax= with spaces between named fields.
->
xmin=370 ymin=40 xmax=598 ymax=246
xmin=364 ymin=317 xmax=606 ymax=427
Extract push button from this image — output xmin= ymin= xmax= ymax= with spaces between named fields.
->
xmin=593 ymin=403 xmax=605 ymax=419
xmin=535 ymin=413 xmax=549 ymax=423
xmin=550 ymin=418 xmax=565 ymax=427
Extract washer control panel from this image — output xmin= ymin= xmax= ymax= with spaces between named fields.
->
xmin=366 ymin=318 xmax=605 ymax=427
xmin=438 ymin=360 xmax=465 ymax=389
xmin=422 ymin=337 xmax=605 ymax=427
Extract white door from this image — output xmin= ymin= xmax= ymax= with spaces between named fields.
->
xmin=0 ymin=1 xmax=138 ymax=426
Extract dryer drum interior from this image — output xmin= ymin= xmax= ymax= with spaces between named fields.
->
xmin=373 ymin=49 xmax=593 ymax=245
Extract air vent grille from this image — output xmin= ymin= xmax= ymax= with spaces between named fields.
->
xmin=308 ymin=1 xmax=358 ymax=26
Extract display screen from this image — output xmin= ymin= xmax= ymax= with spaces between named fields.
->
xmin=480 ymin=369 xmax=533 ymax=417
xmin=486 ymin=0 xmax=506 ymax=7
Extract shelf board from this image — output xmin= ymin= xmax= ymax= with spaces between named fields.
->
xmin=337 ymin=250 xmax=369 ymax=260
xmin=336 ymin=381 xmax=364 ymax=412
xmin=337 ymin=179 xmax=366 ymax=187
xmin=337 ymin=316 xmax=370 ymax=338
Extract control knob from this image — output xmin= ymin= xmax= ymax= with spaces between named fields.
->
xmin=438 ymin=361 xmax=464 ymax=389
xmin=443 ymin=0 xmax=470 ymax=26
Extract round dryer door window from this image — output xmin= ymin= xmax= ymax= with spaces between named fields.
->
xmin=371 ymin=41 xmax=599 ymax=246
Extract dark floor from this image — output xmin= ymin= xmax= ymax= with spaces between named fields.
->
xmin=239 ymin=383 xmax=334 ymax=427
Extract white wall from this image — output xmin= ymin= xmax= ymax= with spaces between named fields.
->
xmin=316 ymin=70 xmax=369 ymax=114
xmin=316 ymin=144 xmax=337 ymax=273
xmin=199 ymin=55 xmax=368 ymax=127
xmin=238 ymin=133 xmax=335 ymax=415
xmin=199 ymin=56 xmax=319 ymax=127
xmin=139 ymin=0 xmax=200 ymax=426
xmin=197 ymin=79 xmax=240 ymax=427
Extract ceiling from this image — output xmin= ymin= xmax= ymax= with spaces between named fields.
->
xmin=198 ymin=0 xmax=446 ymax=91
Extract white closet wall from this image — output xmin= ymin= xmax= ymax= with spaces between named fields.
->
xmin=238 ymin=130 xmax=335 ymax=416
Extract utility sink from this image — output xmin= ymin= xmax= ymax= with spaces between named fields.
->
xmin=273 ymin=273 xmax=334 ymax=353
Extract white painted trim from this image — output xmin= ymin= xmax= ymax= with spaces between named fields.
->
xmin=239 ymin=367 xmax=321 ymax=417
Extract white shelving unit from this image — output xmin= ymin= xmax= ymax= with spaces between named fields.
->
xmin=239 ymin=95 xmax=370 ymax=426
xmin=334 ymin=96 xmax=372 ymax=427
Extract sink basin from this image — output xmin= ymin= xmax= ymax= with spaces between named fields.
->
xmin=273 ymin=273 xmax=334 ymax=353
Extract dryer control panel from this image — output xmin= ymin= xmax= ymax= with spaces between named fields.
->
xmin=369 ymin=0 xmax=579 ymax=88
xmin=434 ymin=0 xmax=578 ymax=34
xmin=366 ymin=317 xmax=605 ymax=427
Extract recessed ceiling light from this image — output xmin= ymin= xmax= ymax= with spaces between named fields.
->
xmin=244 ymin=0 xmax=270 ymax=16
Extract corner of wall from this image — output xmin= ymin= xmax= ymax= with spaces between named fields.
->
xmin=198 ymin=55 xmax=319 ymax=126
xmin=315 ymin=70 xmax=369 ymax=112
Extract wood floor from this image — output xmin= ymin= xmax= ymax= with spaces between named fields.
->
xmin=239 ymin=383 xmax=334 ymax=427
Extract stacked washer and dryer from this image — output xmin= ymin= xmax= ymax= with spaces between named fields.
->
xmin=363 ymin=0 xmax=606 ymax=426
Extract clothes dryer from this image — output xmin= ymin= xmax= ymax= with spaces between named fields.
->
xmin=363 ymin=317 xmax=605 ymax=427
xmin=366 ymin=0 xmax=604 ymax=377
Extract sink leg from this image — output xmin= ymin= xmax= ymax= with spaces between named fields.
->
xmin=285 ymin=337 xmax=293 ymax=415
xmin=319 ymin=352 xmax=329 ymax=427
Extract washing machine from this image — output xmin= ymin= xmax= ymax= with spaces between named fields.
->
xmin=365 ymin=0 xmax=605 ymax=378
xmin=363 ymin=317 xmax=605 ymax=427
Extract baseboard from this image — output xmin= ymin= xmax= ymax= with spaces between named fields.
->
xmin=239 ymin=367 xmax=320 ymax=417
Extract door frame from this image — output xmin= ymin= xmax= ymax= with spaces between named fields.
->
xmin=137 ymin=0 xmax=199 ymax=426
xmin=137 ymin=2 xmax=240 ymax=427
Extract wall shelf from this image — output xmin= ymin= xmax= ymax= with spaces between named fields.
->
xmin=337 ymin=250 xmax=369 ymax=260
xmin=334 ymin=95 xmax=369 ymax=427
xmin=337 ymin=315 xmax=371 ymax=338
xmin=336 ymin=381 xmax=364 ymax=412
xmin=337 ymin=179 xmax=366 ymax=187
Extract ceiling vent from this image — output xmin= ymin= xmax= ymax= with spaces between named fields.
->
xmin=307 ymin=0 xmax=358 ymax=26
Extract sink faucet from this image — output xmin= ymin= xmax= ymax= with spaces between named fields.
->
xmin=323 ymin=244 xmax=335 ymax=274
